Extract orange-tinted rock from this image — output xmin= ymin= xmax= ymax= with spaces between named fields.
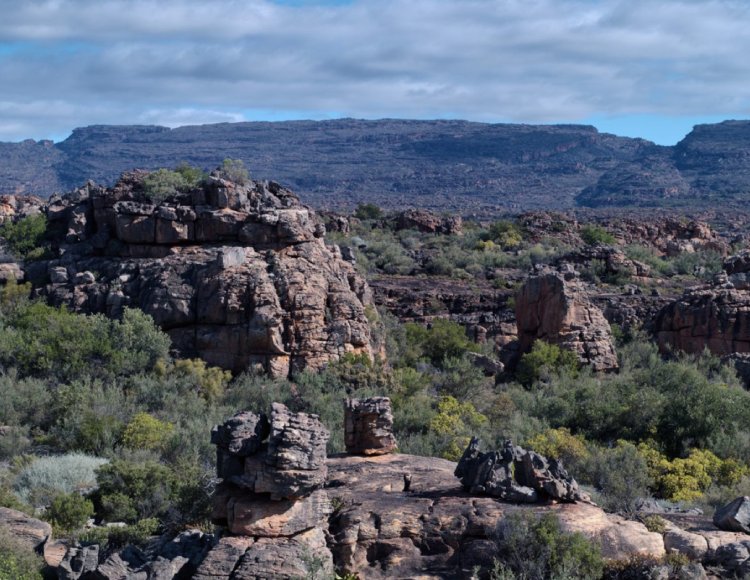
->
xmin=515 ymin=266 xmax=618 ymax=372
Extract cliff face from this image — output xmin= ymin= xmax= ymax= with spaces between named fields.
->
xmin=27 ymin=172 xmax=374 ymax=377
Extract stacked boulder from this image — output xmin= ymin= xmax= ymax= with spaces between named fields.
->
xmin=205 ymin=403 xmax=334 ymax=579
xmin=455 ymin=437 xmax=586 ymax=503
xmin=344 ymin=397 xmax=397 ymax=456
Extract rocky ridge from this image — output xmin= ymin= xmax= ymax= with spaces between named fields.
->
xmin=24 ymin=171 xmax=374 ymax=377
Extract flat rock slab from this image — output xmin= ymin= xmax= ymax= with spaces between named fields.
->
xmin=325 ymin=454 xmax=665 ymax=578
xmin=0 ymin=506 xmax=52 ymax=551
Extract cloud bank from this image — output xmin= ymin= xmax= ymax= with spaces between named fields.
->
xmin=1 ymin=0 xmax=749 ymax=143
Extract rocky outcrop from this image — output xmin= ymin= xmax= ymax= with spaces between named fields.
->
xmin=210 ymin=404 xmax=334 ymax=578
xmin=455 ymin=438 xmax=586 ymax=503
xmin=714 ymin=496 xmax=750 ymax=534
xmin=515 ymin=265 xmax=619 ymax=372
xmin=0 ymin=506 xmax=52 ymax=552
xmin=29 ymin=171 xmax=374 ymax=377
xmin=57 ymin=530 xmax=213 ymax=580
xmin=655 ymin=285 xmax=750 ymax=357
xmin=392 ymin=208 xmax=463 ymax=235
xmin=344 ymin=397 xmax=397 ymax=456
xmin=325 ymin=453 xmax=664 ymax=577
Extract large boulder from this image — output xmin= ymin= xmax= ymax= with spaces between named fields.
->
xmin=213 ymin=404 xmax=330 ymax=502
xmin=714 ymin=496 xmax=750 ymax=533
xmin=515 ymin=265 xmax=618 ymax=372
xmin=31 ymin=171 xmax=374 ymax=378
xmin=0 ymin=507 xmax=52 ymax=552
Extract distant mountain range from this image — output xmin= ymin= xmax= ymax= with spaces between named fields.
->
xmin=2 ymin=118 xmax=750 ymax=213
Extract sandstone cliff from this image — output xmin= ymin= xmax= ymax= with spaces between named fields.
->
xmin=27 ymin=171 xmax=374 ymax=377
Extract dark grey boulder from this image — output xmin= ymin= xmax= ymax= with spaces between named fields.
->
xmin=714 ymin=496 xmax=750 ymax=533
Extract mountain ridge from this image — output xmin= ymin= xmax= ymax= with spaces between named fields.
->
xmin=2 ymin=118 xmax=750 ymax=212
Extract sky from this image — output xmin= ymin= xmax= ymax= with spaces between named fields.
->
xmin=1 ymin=0 xmax=749 ymax=145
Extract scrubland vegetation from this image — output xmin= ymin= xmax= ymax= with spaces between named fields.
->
xmin=0 ymin=204 xmax=747 ymax=578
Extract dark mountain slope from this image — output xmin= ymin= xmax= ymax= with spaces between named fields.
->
xmin=0 ymin=119 xmax=648 ymax=212
xmin=3 ymin=118 xmax=750 ymax=212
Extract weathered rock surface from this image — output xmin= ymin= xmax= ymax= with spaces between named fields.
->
xmin=0 ymin=506 xmax=52 ymax=551
xmin=714 ymin=496 xmax=750 ymax=533
xmin=515 ymin=265 xmax=619 ymax=371
xmin=393 ymin=208 xmax=463 ymax=235
xmin=344 ymin=397 xmax=397 ymax=456
xmin=325 ymin=453 xmax=664 ymax=578
xmin=30 ymin=171 xmax=374 ymax=377
xmin=213 ymin=404 xmax=330 ymax=502
xmin=455 ymin=437 xmax=585 ymax=503
xmin=655 ymin=285 xmax=750 ymax=356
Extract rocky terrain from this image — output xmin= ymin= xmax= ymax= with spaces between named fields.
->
xmin=5 ymin=119 xmax=750 ymax=212
xmin=22 ymin=171 xmax=374 ymax=377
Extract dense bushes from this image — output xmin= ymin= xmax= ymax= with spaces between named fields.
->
xmin=0 ymin=302 xmax=170 ymax=382
xmin=0 ymin=214 xmax=48 ymax=260
xmin=491 ymin=512 xmax=603 ymax=580
xmin=0 ymin=526 xmax=43 ymax=580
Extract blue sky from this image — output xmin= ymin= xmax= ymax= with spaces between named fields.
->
xmin=1 ymin=0 xmax=749 ymax=145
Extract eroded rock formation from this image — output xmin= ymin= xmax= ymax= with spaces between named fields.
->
xmin=515 ymin=265 xmax=619 ymax=372
xmin=454 ymin=438 xmax=586 ymax=503
xmin=209 ymin=404 xmax=334 ymax=578
xmin=655 ymin=252 xmax=750 ymax=358
xmin=344 ymin=397 xmax=397 ymax=456
xmin=29 ymin=171 xmax=374 ymax=377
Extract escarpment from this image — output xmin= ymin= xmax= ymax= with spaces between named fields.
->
xmin=26 ymin=171 xmax=374 ymax=377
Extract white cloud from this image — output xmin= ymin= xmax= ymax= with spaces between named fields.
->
xmin=0 ymin=0 xmax=749 ymax=141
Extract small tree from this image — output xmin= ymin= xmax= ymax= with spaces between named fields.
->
xmin=122 ymin=413 xmax=174 ymax=451
xmin=516 ymin=341 xmax=579 ymax=386
xmin=142 ymin=169 xmax=188 ymax=202
xmin=46 ymin=492 xmax=94 ymax=533
xmin=0 ymin=214 xmax=47 ymax=260
xmin=218 ymin=158 xmax=250 ymax=185
xmin=354 ymin=203 xmax=382 ymax=220
xmin=580 ymin=224 xmax=615 ymax=246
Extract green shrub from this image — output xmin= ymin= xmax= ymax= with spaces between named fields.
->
xmin=580 ymin=224 xmax=616 ymax=246
xmin=95 ymin=459 xmax=178 ymax=523
xmin=142 ymin=169 xmax=189 ymax=202
xmin=46 ymin=492 xmax=94 ymax=533
xmin=494 ymin=512 xmax=603 ymax=580
xmin=174 ymin=162 xmax=206 ymax=187
xmin=122 ymin=413 xmax=174 ymax=451
xmin=0 ymin=526 xmax=43 ymax=580
xmin=0 ymin=214 xmax=47 ymax=261
xmin=488 ymin=220 xmax=523 ymax=249
xmin=218 ymin=158 xmax=250 ymax=185
xmin=13 ymin=453 xmax=108 ymax=508
xmin=404 ymin=319 xmax=479 ymax=368
xmin=641 ymin=514 xmax=667 ymax=534
xmin=516 ymin=340 xmax=579 ymax=386
xmin=0 ymin=304 xmax=170 ymax=382
xmin=79 ymin=517 xmax=159 ymax=548
xmin=583 ymin=442 xmax=651 ymax=514
xmin=354 ymin=203 xmax=382 ymax=220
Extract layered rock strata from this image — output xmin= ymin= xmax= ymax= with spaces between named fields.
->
xmin=656 ymin=251 xmax=750 ymax=357
xmin=29 ymin=171 xmax=374 ymax=377
xmin=515 ymin=265 xmax=619 ymax=372
xmin=343 ymin=397 xmax=397 ymax=456
xmin=209 ymin=403 xmax=334 ymax=578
